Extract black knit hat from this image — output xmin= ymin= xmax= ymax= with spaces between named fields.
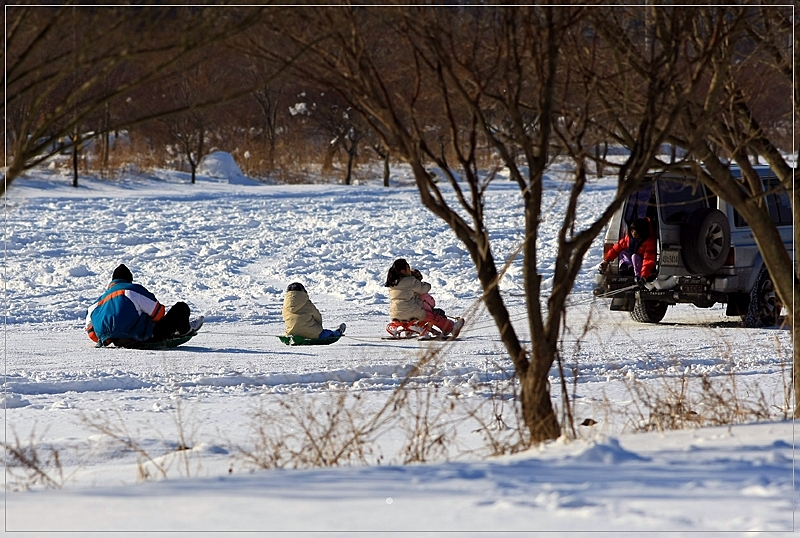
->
xmin=286 ymin=282 xmax=306 ymax=292
xmin=112 ymin=263 xmax=133 ymax=282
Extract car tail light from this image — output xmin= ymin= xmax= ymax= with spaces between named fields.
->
xmin=724 ymin=247 xmax=735 ymax=266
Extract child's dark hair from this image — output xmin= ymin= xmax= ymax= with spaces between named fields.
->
xmin=630 ymin=218 xmax=650 ymax=241
xmin=385 ymin=258 xmax=409 ymax=287
xmin=286 ymin=282 xmax=306 ymax=292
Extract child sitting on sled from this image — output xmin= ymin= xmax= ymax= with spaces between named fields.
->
xmin=282 ymin=282 xmax=346 ymax=340
xmin=384 ymin=258 xmax=463 ymax=337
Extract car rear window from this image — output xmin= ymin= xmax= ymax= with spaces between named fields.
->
xmin=657 ymin=179 xmax=709 ymax=224
xmin=624 ymin=182 xmax=653 ymax=225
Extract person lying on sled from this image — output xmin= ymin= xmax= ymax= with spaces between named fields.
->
xmin=599 ymin=217 xmax=657 ymax=286
xmin=282 ymin=282 xmax=346 ymax=340
xmin=384 ymin=258 xmax=460 ymax=336
xmin=86 ymin=263 xmax=203 ymax=348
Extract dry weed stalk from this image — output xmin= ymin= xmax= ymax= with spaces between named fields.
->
xmin=2 ymin=426 xmax=66 ymax=491
xmin=460 ymin=362 xmax=531 ymax=456
xmin=556 ymin=303 xmax=602 ymax=440
xmin=82 ymin=409 xmax=168 ymax=481
xmin=395 ymin=383 xmax=457 ymax=464
xmin=168 ymin=398 xmax=199 ymax=477
xmin=775 ymin=335 xmax=793 ymax=420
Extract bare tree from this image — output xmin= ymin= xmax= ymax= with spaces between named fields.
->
xmin=252 ymin=6 xmax=725 ymax=442
xmin=592 ymin=5 xmax=797 ymax=415
xmin=3 ymin=5 xmax=267 ymax=195
xmin=662 ymin=5 xmax=798 ymax=413
xmin=341 ymin=126 xmax=363 ymax=186
xmin=248 ymin=74 xmax=287 ymax=171
xmin=156 ymin=63 xmax=231 ymax=184
xmin=371 ymin=141 xmax=391 ymax=187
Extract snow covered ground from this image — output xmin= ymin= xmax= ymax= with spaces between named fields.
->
xmin=2 ymin=156 xmax=794 ymax=536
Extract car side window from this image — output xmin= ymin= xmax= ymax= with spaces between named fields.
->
xmin=766 ymin=177 xmax=791 ymax=226
xmin=732 ymin=176 xmax=790 ymax=227
xmin=773 ymin=191 xmax=792 ymax=225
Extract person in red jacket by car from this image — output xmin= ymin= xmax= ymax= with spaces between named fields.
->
xmin=599 ymin=218 xmax=657 ymax=285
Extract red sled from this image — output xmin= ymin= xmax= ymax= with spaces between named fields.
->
xmin=385 ymin=320 xmax=443 ymax=340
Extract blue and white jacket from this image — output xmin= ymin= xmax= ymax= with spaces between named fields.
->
xmin=85 ymin=280 xmax=166 ymax=345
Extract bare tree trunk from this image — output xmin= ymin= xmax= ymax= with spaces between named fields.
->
xmin=71 ymin=132 xmax=79 ymax=188
xmin=689 ymin=149 xmax=796 ymax=418
xmin=792 ymin=185 xmax=799 ymax=417
xmin=343 ymin=134 xmax=358 ymax=185
xmin=102 ymin=131 xmax=110 ymax=176
xmin=594 ymin=142 xmax=608 ymax=178
xmin=373 ymin=144 xmax=391 ymax=187
xmin=195 ymin=129 xmax=204 ymax=185
xmin=102 ymin=103 xmax=111 ymax=175
xmin=382 ymin=151 xmax=390 ymax=187
xmin=522 ymin=351 xmax=560 ymax=440
xmin=268 ymin=135 xmax=276 ymax=170
xmin=344 ymin=147 xmax=355 ymax=185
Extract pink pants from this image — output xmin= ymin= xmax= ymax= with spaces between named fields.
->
xmin=421 ymin=294 xmax=453 ymax=333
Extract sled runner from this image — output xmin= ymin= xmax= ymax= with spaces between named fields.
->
xmin=104 ymin=316 xmax=205 ymax=350
xmin=131 ymin=331 xmax=198 ymax=349
xmin=385 ymin=317 xmax=464 ymax=341
xmin=385 ymin=320 xmax=442 ymax=340
xmin=279 ymin=334 xmax=342 ymax=346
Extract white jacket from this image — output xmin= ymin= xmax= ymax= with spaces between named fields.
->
xmin=389 ymin=275 xmax=431 ymax=321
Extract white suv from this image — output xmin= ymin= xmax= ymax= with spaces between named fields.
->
xmin=594 ymin=165 xmax=791 ymax=326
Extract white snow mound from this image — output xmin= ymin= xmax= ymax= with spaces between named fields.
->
xmin=198 ymin=151 xmax=259 ymax=185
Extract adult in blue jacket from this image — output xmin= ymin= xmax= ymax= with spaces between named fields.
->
xmin=86 ymin=264 xmax=197 ymax=347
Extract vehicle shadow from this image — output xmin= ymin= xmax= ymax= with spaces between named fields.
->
xmin=660 ymin=317 xmax=788 ymax=330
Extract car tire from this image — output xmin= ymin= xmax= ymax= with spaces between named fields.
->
xmin=743 ymin=266 xmax=782 ymax=328
xmin=630 ymin=298 xmax=668 ymax=323
xmin=680 ymin=208 xmax=731 ymax=274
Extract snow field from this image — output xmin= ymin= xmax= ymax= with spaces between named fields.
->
xmin=1 ymin=158 xmax=793 ymax=534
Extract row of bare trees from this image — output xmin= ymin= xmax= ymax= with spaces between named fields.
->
xmin=4 ymin=5 xmax=796 ymax=440
xmin=3 ymin=6 xmax=254 ymax=191
xmin=3 ymin=6 xmax=390 ymax=189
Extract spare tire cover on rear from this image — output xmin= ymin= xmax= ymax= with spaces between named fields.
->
xmin=680 ymin=208 xmax=731 ymax=274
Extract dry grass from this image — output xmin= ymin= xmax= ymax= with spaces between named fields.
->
xmin=236 ymin=389 xmax=378 ymax=470
xmin=394 ymin=383 xmax=459 ymax=464
xmin=80 ymin=398 xmax=201 ymax=482
xmin=459 ymin=363 xmax=532 ymax=457
xmin=67 ymin=130 xmax=397 ymax=185
xmin=2 ymin=425 xmax=66 ymax=491
xmin=619 ymin=365 xmax=789 ymax=433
